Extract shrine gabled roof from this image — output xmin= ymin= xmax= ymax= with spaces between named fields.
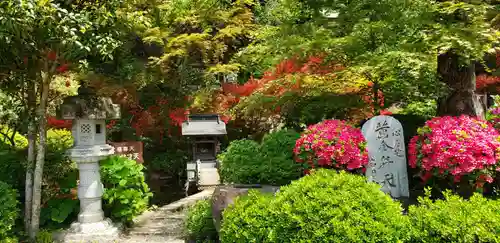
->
xmin=181 ymin=114 xmax=227 ymax=136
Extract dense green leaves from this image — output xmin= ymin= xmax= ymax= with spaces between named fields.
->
xmin=100 ymin=156 xmax=153 ymax=224
xmin=139 ymin=0 xmax=258 ymax=88
xmin=0 ymin=181 xmax=19 ymax=240
xmin=220 ymin=169 xmax=410 ymax=242
xmin=218 ymin=129 xmax=302 ymax=186
xmin=242 ymin=0 xmax=500 ymax=110
xmin=185 ymin=199 xmax=218 ymax=242
xmin=408 ymin=191 xmax=500 ymax=243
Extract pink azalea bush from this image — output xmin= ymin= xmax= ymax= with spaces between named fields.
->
xmin=294 ymin=119 xmax=368 ymax=172
xmin=408 ymin=115 xmax=500 ymax=188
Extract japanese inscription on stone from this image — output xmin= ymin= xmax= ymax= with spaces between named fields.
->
xmin=109 ymin=141 xmax=144 ymax=163
xmin=361 ymin=115 xmax=409 ymax=198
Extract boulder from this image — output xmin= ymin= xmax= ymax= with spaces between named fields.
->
xmin=211 ymin=184 xmax=279 ymax=232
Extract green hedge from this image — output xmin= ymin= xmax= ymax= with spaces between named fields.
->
xmin=185 ymin=199 xmax=217 ymax=242
xmin=408 ymin=192 xmax=500 ymax=242
xmin=218 ymin=129 xmax=302 ymax=186
xmin=220 ymin=169 xmax=410 ymax=242
xmin=0 ymin=181 xmax=19 ymax=240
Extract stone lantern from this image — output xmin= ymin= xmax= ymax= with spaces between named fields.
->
xmin=54 ymin=86 xmax=121 ymax=242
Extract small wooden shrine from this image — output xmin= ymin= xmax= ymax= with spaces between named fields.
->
xmin=181 ymin=114 xmax=226 ymax=192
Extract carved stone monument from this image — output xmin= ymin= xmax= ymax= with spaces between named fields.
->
xmin=53 ymin=86 xmax=121 ymax=242
xmin=362 ymin=115 xmax=409 ymax=198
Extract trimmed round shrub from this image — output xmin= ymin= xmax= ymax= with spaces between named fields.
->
xmin=101 ymin=156 xmax=153 ymax=223
xmin=185 ymin=199 xmax=217 ymax=242
xmin=409 ymin=115 xmax=500 ymax=187
xmin=219 ymin=129 xmax=302 ymax=186
xmin=0 ymin=181 xmax=19 ymax=239
xmin=294 ymin=119 xmax=368 ymax=172
xmin=260 ymin=129 xmax=300 ymax=158
xmin=220 ymin=169 xmax=410 ymax=243
xmin=408 ymin=192 xmax=500 ymax=242
xmin=219 ymin=190 xmax=275 ymax=242
xmin=258 ymin=129 xmax=302 ymax=185
xmin=219 ymin=139 xmax=261 ymax=184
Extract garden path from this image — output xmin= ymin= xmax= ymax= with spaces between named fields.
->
xmin=119 ymin=189 xmax=214 ymax=243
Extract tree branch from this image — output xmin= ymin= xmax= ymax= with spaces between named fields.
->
xmin=0 ymin=128 xmax=16 ymax=148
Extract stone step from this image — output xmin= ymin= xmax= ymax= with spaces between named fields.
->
xmin=119 ymin=190 xmax=215 ymax=242
xmin=120 ymin=235 xmax=185 ymax=243
xmin=128 ymin=230 xmax=184 ymax=236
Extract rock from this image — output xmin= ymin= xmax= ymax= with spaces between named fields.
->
xmin=211 ymin=184 xmax=280 ymax=232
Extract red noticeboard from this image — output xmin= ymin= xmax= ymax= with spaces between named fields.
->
xmin=109 ymin=141 xmax=144 ymax=163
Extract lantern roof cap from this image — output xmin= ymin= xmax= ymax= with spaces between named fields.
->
xmin=57 ymin=85 xmax=120 ymax=120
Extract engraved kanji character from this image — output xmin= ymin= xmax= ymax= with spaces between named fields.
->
xmin=394 ymin=140 xmax=405 ymax=157
xmin=375 ymin=120 xmax=390 ymax=140
xmin=379 ymin=173 xmax=396 ymax=188
xmin=392 ymin=129 xmax=402 ymax=137
xmin=378 ymin=156 xmax=394 ymax=169
xmin=368 ymin=156 xmax=376 ymax=167
xmin=379 ymin=140 xmax=394 ymax=152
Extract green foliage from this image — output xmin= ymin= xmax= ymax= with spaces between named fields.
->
xmin=0 ymin=125 xmax=28 ymax=150
xmin=260 ymin=129 xmax=299 ymax=158
xmin=35 ymin=229 xmax=54 ymax=243
xmin=44 ymin=129 xmax=75 ymax=191
xmin=281 ymin=93 xmax=364 ymax=128
xmin=219 ymin=129 xmax=302 ymax=186
xmin=219 ymin=139 xmax=261 ymax=184
xmin=0 ymin=126 xmax=28 ymax=191
xmin=40 ymin=129 xmax=78 ymax=228
xmin=0 ymin=149 xmax=25 ymax=189
xmin=0 ymin=181 xmax=19 ymax=240
xmin=40 ymin=198 xmax=79 ymax=228
xmin=134 ymin=0 xmax=258 ymax=92
xmin=0 ymin=237 xmax=18 ymax=243
xmin=185 ymin=199 xmax=217 ymax=242
xmin=237 ymin=0 xmax=500 ymax=112
xmin=408 ymin=191 xmax=500 ymax=243
xmin=220 ymin=169 xmax=410 ymax=242
xmin=400 ymin=99 xmax=437 ymax=119
xmin=100 ymin=156 xmax=153 ymax=223
xmin=148 ymin=149 xmax=189 ymax=178
xmin=46 ymin=129 xmax=73 ymax=151
xmin=0 ymin=0 xmax=126 ymax=69
xmin=219 ymin=190 xmax=275 ymax=243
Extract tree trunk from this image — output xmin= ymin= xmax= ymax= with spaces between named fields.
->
xmin=24 ymin=80 xmax=36 ymax=233
xmin=29 ymin=79 xmax=49 ymax=240
xmin=29 ymin=53 xmax=56 ymax=240
xmin=437 ymin=51 xmax=485 ymax=118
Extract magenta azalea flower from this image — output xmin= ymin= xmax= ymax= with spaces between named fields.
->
xmin=409 ymin=115 xmax=500 ymax=186
xmin=294 ymin=119 xmax=368 ymax=171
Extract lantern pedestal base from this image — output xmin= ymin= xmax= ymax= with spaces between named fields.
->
xmin=53 ymin=218 xmax=121 ymax=243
